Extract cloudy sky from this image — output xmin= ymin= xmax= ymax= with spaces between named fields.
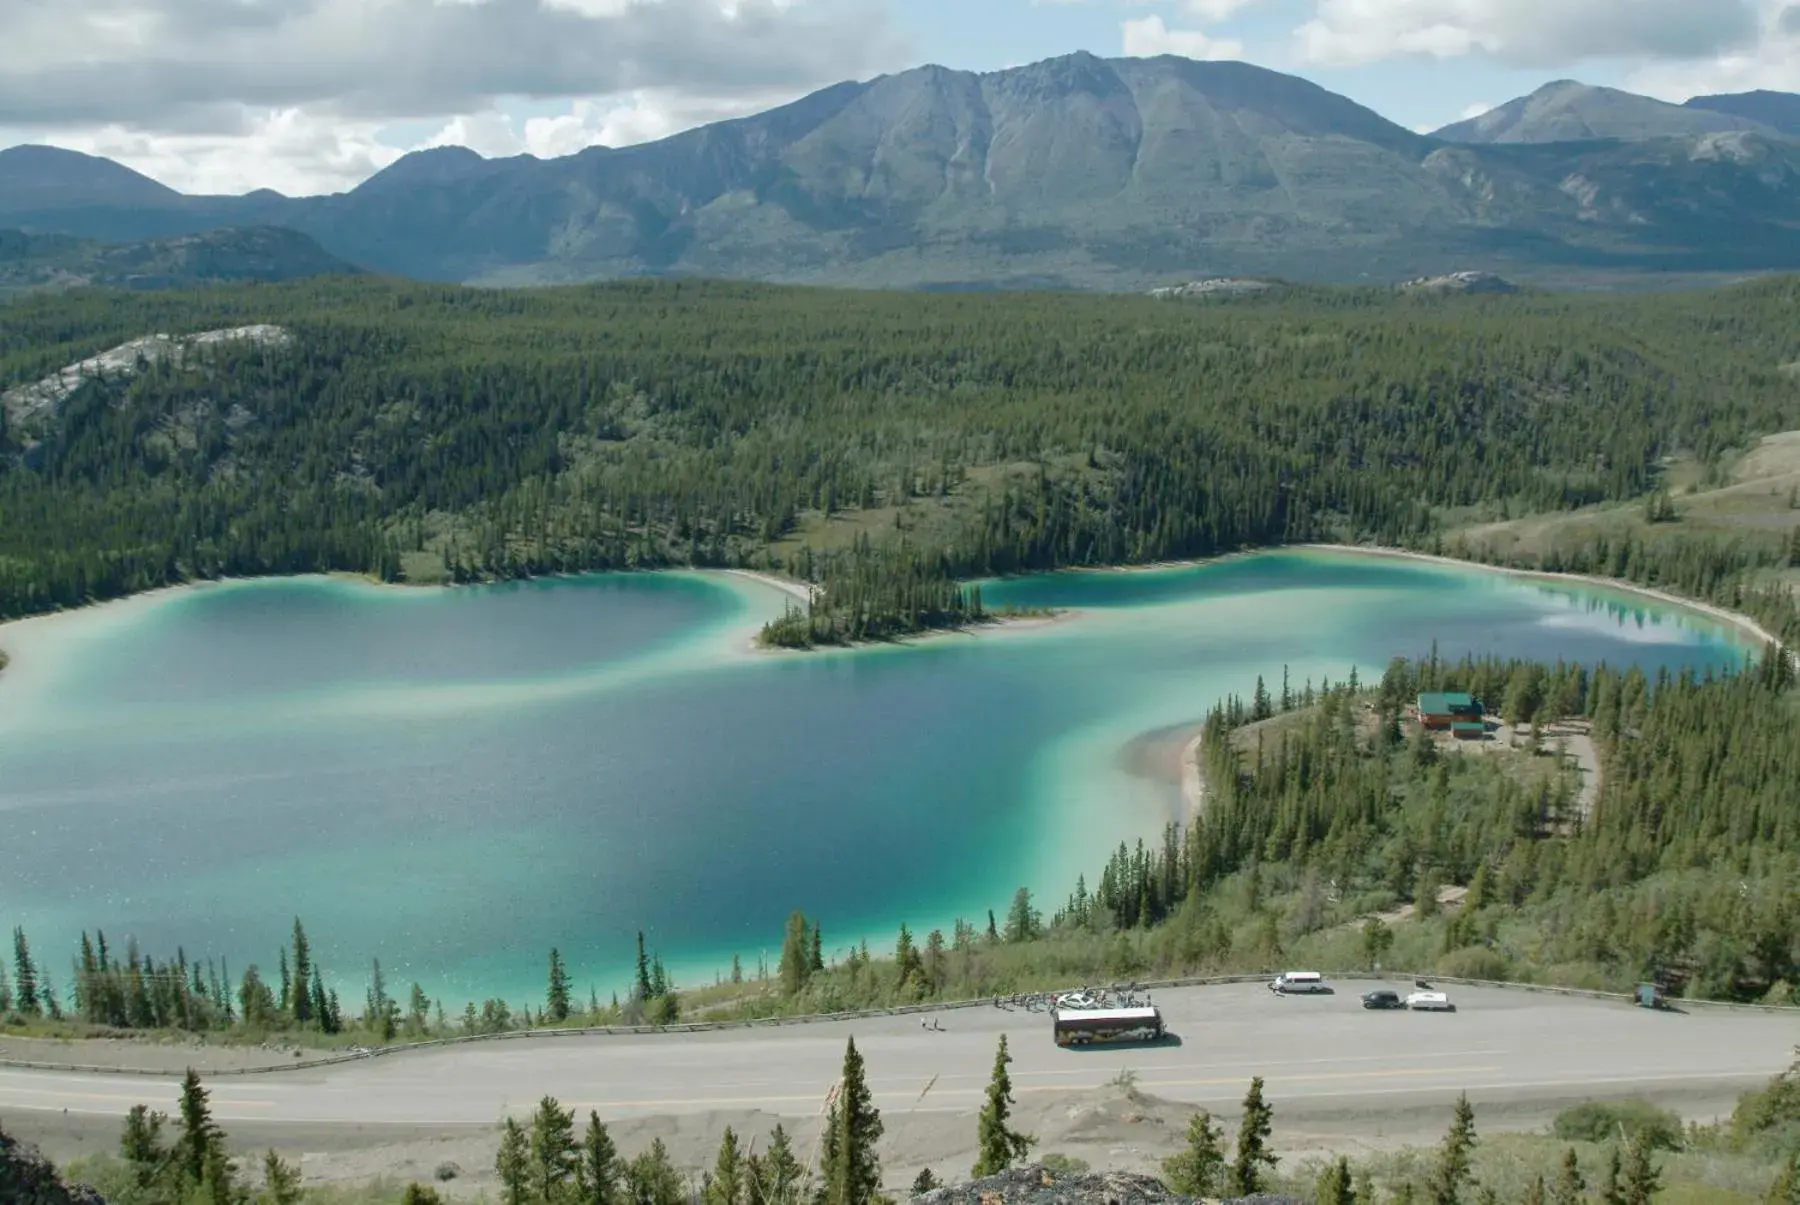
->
xmin=0 ymin=0 xmax=1795 ymax=197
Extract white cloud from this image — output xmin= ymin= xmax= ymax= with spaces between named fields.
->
xmin=1625 ymin=1 xmax=1800 ymax=97
xmin=416 ymin=87 xmax=809 ymax=164
xmin=1292 ymin=0 xmax=1760 ymax=68
xmin=1458 ymin=101 xmax=1493 ymax=120
xmin=1123 ymin=14 xmax=1246 ymax=59
xmin=14 ymin=109 xmax=404 ymax=195
xmin=1182 ymin=0 xmax=1263 ymax=19
xmin=0 ymin=0 xmax=903 ymax=195
xmin=0 ymin=0 xmax=900 ymax=129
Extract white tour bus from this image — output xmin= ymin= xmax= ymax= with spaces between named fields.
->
xmin=1051 ymin=1004 xmax=1165 ymax=1047
xmin=1269 ymin=970 xmax=1328 ymax=994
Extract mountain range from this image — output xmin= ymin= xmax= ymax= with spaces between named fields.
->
xmin=2 ymin=53 xmax=1798 ymax=291
xmin=0 ymin=226 xmax=357 ymax=295
xmin=1432 ymin=81 xmax=1800 ymax=144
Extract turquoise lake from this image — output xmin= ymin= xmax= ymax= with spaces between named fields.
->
xmin=0 ymin=550 xmax=1758 ymax=1007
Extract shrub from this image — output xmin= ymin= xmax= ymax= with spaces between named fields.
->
xmin=1434 ymin=947 xmax=1513 ymax=982
xmin=1552 ymin=1100 xmax=1685 ymax=1150
xmin=1040 ymin=1154 xmax=1091 ymax=1177
xmin=1727 ymin=1059 xmax=1800 ymax=1157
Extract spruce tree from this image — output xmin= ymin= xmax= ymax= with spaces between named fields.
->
xmin=529 ymin=1095 xmax=579 ymax=1203
xmin=577 ymin=1111 xmax=621 ymax=1205
xmin=11 ymin=927 xmax=38 ymax=1016
xmin=1428 ymin=1094 xmax=1477 ymax=1205
xmin=1551 ymin=1149 xmax=1585 ymax=1205
xmin=810 ymin=926 xmax=824 ymax=974
xmin=820 ymin=1037 xmax=883 ymax=1205
xmin=77 ymin=932 xmax=98 ymax=1022
xmin=1228 ymin=1077 xmax=1277 ymax=1196
xmin=894 ymin=925 xmax=923 ymax=990
xmin=752 ymin=1123 xmax=805 ymax=1205
xmin=1621 ymin=1132 xmax=1661 ymax=1205
xmin=496 ymin=1116 xmax=530 ymax=1205
xmin=548 ymin=948 xmax=573 ymax=1023
xmin=635 ymin=932 xmax=653 ymax=1003
xmin=1162 ymin=1111 xmax=1225 ymax=1196
xmin=39 ymin=971 xmax=61 ymax=1020
xmin=200 ymin=1141 xmax=237 ymax=1205
xmin=705 ymin=1126 xmax=746 ymax=1205
xmin=779 ymin=913 xmax=811 ymax=996
xmin=1602 ymin=1147 xmax=1625 ymax=1205
xmin=972 ymin=1034 xmax=1035 ymax=1176
xmin=911 ymin=1169 xmax=939 ymax=1195
xmin=310 ymin=968 xmax=333 ymax=1034
xmin=262 ymin=1149 xmax=305 ymax=1205
xmin=290 ymin=920 xmax=312 ymax=1025
xmin=1003 ymin=889 xmax=1039 ymax=943
xmin=1316 ymin=1156 xmax=1356 ymax=1205
xmin=626 ymin=1138 xmax=685 ymax=1205
xmin=120 ymin=1104 xmax=168 ymax=1191
xmin=174 ymin=1069 xmax=226 ymax=1191
xmin=1522 ymin=1174 xmax=1547 ymax=1205
xmin=368 ymin=958 xmax=398 ymax=1041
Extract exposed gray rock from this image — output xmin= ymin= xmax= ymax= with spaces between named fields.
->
xmin=0 ymin=1121 xmax=109 ymax=1204
xmin=1397 ymin=271 xmax=1518 ymax=294
xmin=1148 ymin=279 xmax=1275 ymax=299
xmin=0 ymin=324 xmax=290 ymax=427
xmin=910 ymin=1163 xmax=1302 ymax=1205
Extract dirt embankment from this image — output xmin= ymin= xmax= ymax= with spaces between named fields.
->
xmin=0 ymin=1034 xmax=324 ymax=1075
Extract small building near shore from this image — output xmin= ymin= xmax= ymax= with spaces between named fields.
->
xmin=1418 ymin=691 xmax=1484 ymax=731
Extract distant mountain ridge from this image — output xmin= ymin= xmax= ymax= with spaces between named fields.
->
xmin=1432 ymin=81 xmax=1778 ymax=144
xmin=1685 ymin=90 xmax=1800 ymax=137
xmin=4 ymin=54 xmax=1800 ymax=290
xmin=0 ymin=225 xmax=361 ymax=293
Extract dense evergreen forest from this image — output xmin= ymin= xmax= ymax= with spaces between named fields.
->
xmin=3 ymin=276 xmax=1799 ymax=642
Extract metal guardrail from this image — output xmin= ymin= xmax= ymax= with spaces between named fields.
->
xmin=1 ymin=970 xmax=1793 ymax=1079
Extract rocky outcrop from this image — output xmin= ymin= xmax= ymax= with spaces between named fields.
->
xmin=1148 ymin=279 xmax=1275 ymax=299
xmin=911 ymin=1163 xmax=1302 ymax=1205
xmin=0 ymin=1122 xmax=109 ymax=1205
xmin=1397 ymin=271 xmax=1517 ymax=294
xmin=0 ymin=324 xmax=290 ymax=427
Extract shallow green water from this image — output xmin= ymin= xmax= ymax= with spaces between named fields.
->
xmin=0 ymin=551 xmax=1755 ymax=1006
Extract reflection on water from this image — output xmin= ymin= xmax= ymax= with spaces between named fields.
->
xmin=0 ymin=551 xmax=1754 ymax=1003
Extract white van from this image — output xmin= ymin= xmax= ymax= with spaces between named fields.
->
xmin=1269 ymin=971 xmax=1328 ymax=995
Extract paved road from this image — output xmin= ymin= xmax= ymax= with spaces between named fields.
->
xmin=0 ymin=985 xmax=1793 ymax=1127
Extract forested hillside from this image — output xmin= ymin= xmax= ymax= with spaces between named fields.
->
xmin=3 ymin=276 xmax=1799 ymax=643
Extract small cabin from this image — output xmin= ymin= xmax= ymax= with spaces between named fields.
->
xmin=1418 ymin=691 xmax=1484 ymax=731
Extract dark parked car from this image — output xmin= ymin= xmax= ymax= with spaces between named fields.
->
xmin=1361 ymin=989 xmax=1404 ymax=1009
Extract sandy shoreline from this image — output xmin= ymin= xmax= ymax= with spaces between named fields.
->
xmin=5 ymin=543 xmax=1778 ymax=678
xmin=1297 ymin=543 xmax=1785 ymax=653
xmin=719 ymin=568 xmax=816 ymax=606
